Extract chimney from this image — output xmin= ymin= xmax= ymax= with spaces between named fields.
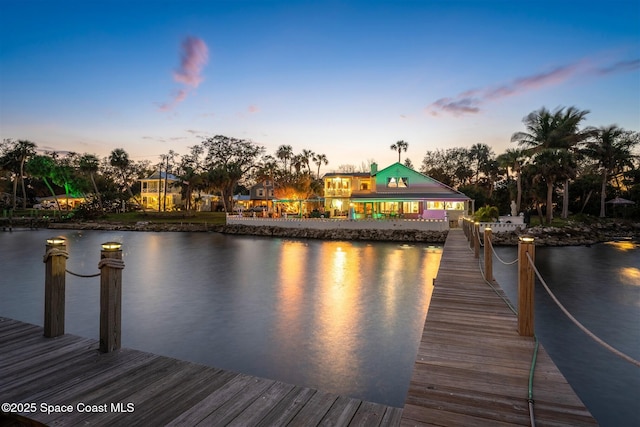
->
xmin=370 ymin=162 xmax=378 ymax=176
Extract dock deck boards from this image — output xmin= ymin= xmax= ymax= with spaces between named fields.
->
xmin=400 ymin=229 xmax=597 ymax=426
xmin=0 ymin=317 xmax=401 ymax=426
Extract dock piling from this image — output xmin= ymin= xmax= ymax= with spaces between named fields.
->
xmin=44 ymin=237 xmax=68 ymax=338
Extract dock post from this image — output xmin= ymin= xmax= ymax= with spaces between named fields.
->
xmin=518 ymin=236 xmax=535 ymax=336
xmin=99 ymin=242 xmax=124 ymax=353
xmin=469 ymin=220 xmax=474 ymax=250
xmin=474 ymin=222 xmax=480 ymax=258
xmin=484 ymin=227 xmax=493 ymax=282
xmin=44 ymin=237 xmax=67 ymax=338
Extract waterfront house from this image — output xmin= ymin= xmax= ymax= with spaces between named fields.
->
xmin=249 ymin=180 xmax=275 ymax=210
xmin=323 ymin=162 xmax=471 ymax=223
xmin=139 ymin=171 xmax=182 ymax=211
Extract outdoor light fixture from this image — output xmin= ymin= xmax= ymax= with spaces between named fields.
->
xmin=519 ymin=236 xmax=535 ymax=243
xmin=101 ymin=242 xmax=122 ymax=251
xmin=485 ymin=227 xmax=492 ymax=231
xmin=46 ymin=237 xmax=66 ymax=246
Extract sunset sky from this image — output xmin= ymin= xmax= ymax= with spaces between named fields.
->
xmin=1 ymin=0 xmax=638 ymax=171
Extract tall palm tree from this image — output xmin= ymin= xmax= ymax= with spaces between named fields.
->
xmin=497 ymin=148 xmax=527 ymax=213
xmin=79 ymin=154 xmax=103 ymax=210
xmin=390 ymin=140 xmax=409 ymax=163
xmin=313 ymin=153 xmax=328 ymax=179
xmin=511 ymin=106 xmax=589 ymax=221
xmin=276 ymin=145 xmax=293 ymax=173
xmin=301 ymin=149 xmax=315 ymax=173
xmin=469 ymin=143 xmax=493 ymax=185
xmin=109 ymin=148 xmax=139 ymax=206
xmin=583 ymin=125 xmax=638 ymax=217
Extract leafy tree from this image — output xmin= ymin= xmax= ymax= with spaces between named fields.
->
xmin=26 ymin=155 xmax=62 ymax=210
xmin=202 ymin=135 xmax=265 ymax=212
xmin=390 ymin=140 xmax=408 ymax=163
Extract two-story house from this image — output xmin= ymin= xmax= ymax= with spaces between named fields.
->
xmin=323 ymin=162 xmax=471 ymax=222
xmin=139 ymin=171 xmax=182 ymax=211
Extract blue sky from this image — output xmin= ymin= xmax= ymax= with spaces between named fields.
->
xmin=1 ymin=0 xmax=639 ymax=170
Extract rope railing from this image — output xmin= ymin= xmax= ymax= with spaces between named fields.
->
xmin=43 ymin=239 xmax=125 ymax=352
xmin=526 ymin=252 xmax=640 ymax=368
xmin=44 ymin=247 xmax=124 ymax=277
xmin=487 ymin=238 xmax=519 ymax=265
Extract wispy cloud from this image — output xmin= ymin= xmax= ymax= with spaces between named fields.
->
xmin=158 ymin=37 xmax=209 ymax=112
xmin=426 ymin=57 xmax=639 ymax=116
xmin=248 ymin=105 xmax=260 ymax=113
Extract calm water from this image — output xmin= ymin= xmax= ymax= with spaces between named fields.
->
xmin=0 ymin=229 xmax=441 ymax=407
xmin=492 ymin=242 xmax=640 ymax=427
xmin=1 ymin=230 xmax=638 ymax=424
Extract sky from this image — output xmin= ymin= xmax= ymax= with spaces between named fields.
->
xmin=1 ymin=0 xmax=639 ymax=172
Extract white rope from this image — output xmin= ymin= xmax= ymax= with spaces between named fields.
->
xmin=488 ymin=239 xmax=519 ymax=265
xmin=526 ymin=253 xmax=640 ymax=368
xmin=476 ymin=227 xmax=484 ymax=246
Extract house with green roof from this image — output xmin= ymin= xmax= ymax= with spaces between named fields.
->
xmin=323 ymin=162 xmax=471 ymax=223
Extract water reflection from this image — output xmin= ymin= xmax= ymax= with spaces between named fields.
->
xmin=0 ymin=230 xmax=441 ymax=407
xmin=491 ymin=242 xmax=640 ymax=427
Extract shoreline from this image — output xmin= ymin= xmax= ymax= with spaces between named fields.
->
xmin=43 ymin=221 xmax=640 ymax=246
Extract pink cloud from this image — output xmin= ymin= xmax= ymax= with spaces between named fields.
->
xmin=174 ymin=37 xmax=209 ymax=87
xmin=426 ymin=56 xmax=638 ymax=116
xmin=158 ymin=37 xmax=209 ymax=112
xmin=248 ymin=105 xmax=260 ymax=113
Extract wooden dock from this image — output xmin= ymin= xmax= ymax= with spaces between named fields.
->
xmin=0 ymin=317 xmax=402 ymax=426
xmin=400 ymin=229 xmax=597 ymax=426
xmin=1 ymin=229 xmax=597 ymax=426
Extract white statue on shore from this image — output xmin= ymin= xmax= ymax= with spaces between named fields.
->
xmin=510 ymin=200 xmax=517 ymax=216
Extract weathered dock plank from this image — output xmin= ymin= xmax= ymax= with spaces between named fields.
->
xmin=0 ymin=317 xmax=401 ymax=426
xmin=401 ymin=229 xmax=597 ymax=426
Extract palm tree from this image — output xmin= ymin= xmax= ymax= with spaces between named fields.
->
xmin=497 ymin=148 xmax=527 ymax=213
xmin=469 ymin=143 xmax=493 ymax=185
xmin=511 ymin=106 xmax=589 ymax=221
xmin=390 ymin=140 xmax=409 ymax=163
xmin=313 ymin=153 xmax=328 ymax=179
xmin=1 ymin=140 xmax=37 ymax=209
xmin=276 ymin=145 xmax=293 ymax=173
xmin=109 ymin=148 xmax=139 ymax=206
xmin=79 ymin=154 xmax=103 ymax=210
xmin=583 ymin=125 xmax=638 ymax=217
xmin=301 ymin=149 xmax=315 ymax=173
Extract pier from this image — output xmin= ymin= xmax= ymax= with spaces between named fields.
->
xmin=1 ymin=229 xmax=597 ymax=426
xmin=401 ymin=229 xmax=597 ymax=426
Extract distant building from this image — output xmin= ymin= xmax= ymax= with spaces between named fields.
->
xmin=139 ymin=171 xmax=182 ymax=211
xmin=323 ymin=162 xmax=471 ymax=222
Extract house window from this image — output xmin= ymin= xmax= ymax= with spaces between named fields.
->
xmin=257 ymin=189 xmax=264 ymax=197
xmin=360 ymin=182 xmax=369 ymax=190
xmin=387 ymin=177 xmax=408 ymax=188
